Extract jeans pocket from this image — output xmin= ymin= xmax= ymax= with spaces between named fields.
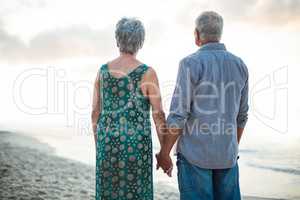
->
xmin=177 ymin=154 xmax=194 ymax=192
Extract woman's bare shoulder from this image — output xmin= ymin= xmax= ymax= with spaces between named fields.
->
xmin=144 ymin=66 xmax=158 ymax=80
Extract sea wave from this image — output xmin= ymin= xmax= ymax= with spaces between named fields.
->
xmin=247 ymin=163 xmax=300 ymax=176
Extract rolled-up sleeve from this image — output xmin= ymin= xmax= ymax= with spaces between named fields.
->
xmin=237 ymin=65 xmax=249 ymax=128
xmin=167 ymin=58 xmax=194 ymax=129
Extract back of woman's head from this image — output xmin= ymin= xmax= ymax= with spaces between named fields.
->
xmin=115 ymin=17 xmax=145 ymax=55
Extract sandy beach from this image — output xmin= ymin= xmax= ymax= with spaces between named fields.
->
xmin=0 ymin=131 xmax=179 ymax=200
xmin=0 ymin=130 xmax=289 ymax=200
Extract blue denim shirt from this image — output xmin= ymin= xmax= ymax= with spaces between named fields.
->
xmin=167 ymin=42 xmax=249 ymax=169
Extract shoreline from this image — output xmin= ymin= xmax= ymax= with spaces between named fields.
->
xmin=0 ymin=131 xmax=95 ymax=200
xmin=0 ymin=130 xmax=288 ymax=200
xmin=0 ymin=130 xmax=179 ymax=200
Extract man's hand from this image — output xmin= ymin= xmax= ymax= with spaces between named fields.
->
xmin=155 ymin=151 xmax=173 ymax=177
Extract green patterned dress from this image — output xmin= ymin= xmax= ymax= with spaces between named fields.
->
xmin=96 ymin=63 xmax=153 ymax=200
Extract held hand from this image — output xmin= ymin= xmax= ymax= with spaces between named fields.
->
xmin=155 ymin=151 xmax=173 ymax=177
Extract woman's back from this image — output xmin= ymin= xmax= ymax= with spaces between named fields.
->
xmin=96 ymin=62 xmax=153 ymax=200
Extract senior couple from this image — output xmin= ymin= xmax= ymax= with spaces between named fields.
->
xmin=91 ymin=11 xmax=249 ymax=200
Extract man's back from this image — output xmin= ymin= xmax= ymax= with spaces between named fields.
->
xmin=167 ymin=42 xmax=249 ymax=169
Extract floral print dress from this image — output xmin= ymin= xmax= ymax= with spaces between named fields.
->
xmin=95 ymin=63 xmax=153 ymax=200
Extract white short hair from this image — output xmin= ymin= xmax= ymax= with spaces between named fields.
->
xmin=115 ymin=17 xmax=145 ymax=54
xmin=195 ymin=11 xmax=223 ymax=42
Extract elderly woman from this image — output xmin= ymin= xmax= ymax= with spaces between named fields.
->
xmin=91 ymin=17 xmax=167 ymax=200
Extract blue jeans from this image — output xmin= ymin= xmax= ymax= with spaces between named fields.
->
xmin=176 ymin=153 xmax=241 ymax=200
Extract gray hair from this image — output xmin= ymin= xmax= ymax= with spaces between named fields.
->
xmin=115 ymin=17 xmax=145 ymax=54
xmin=195 ymin=11 xmax=223 ymax=42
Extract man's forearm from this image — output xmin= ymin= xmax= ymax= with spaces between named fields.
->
xmin=160 ymin=128 xmax=182 ymax=155
xmin=237 ymin=127 xmax=244 ymax=144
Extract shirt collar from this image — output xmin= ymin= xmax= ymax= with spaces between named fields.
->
xmin=199 ymin=42 xmax=226 ymax=51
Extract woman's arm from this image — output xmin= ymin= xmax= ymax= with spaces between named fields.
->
xmin=91 ymin=71 xmax=101 ymax=148
xmin=141 ymin=67 xmax=167 ymax=147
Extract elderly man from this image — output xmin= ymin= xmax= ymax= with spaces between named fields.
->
xmin=156 ymin=11 xmax=249 ymax=200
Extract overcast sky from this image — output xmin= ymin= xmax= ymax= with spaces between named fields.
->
xmin=0 ymin=0 xmax=299 ymax=140
xmin=0 ymin=0 xmax=299 ymax=63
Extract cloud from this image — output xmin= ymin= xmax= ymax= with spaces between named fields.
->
xmin=250 ymin=0 xmax=300 ymax=27
xmin=0 ymin=0 xmax=46 ymax=17
xmin=0 ymin=19 xmax=166 ymax=64
xmin=176 ymin=0 xmax=300 ymax=29
xmin=0 ymin=22 xmax=116 ymax=64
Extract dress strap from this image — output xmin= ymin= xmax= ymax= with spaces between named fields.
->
xmin=130 ymin=64 xmax=149 ymax=80
xmin=99 ymin=63 xmax=108 ymax=74
xmin=98 ymin=64 xmax=108 ymax=106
